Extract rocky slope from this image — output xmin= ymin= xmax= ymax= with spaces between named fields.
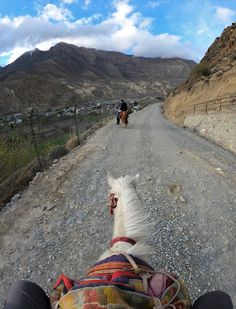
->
xmin=164 ymin=23 xmax=236 ymax=123
xmin=0 ymin=43 xmax=195 ymax=115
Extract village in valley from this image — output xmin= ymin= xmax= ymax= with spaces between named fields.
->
xmin=0 ymin=100 xmax=141 ymax=127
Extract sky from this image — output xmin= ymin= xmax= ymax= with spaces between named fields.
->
xmin=0 ymin=0 xmax=235 ymax=66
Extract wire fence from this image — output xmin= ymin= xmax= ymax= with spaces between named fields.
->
xmin=193 ymin=95 xmax=236 ymax=114
xmin=0 ymin=104 xmax=114 ymax=209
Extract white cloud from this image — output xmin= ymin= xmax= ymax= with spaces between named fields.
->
xmin=197 ymin=29 xmax=204 ymax=34
xmin=0 ymin=0 xmax=198 ymax=65
xmin=216 ymin=7 xmax=235 ymax=23
xmin=61 ymin=0 xmax=76 ymax=4
xmin=75 ymin=14 xmax=102 ymax=25
xmin=133 ymin=33 xmax=197 ymax=59
xmin=40 ymin=4 xmax=73 ymax=21
xmin=195 ymin=20 xmax=213 ymax=37
xmin=146 ymin=0 xmax=168 ymax=8
xmin=82 ymin=0 xmax=91 ymax=9
xmin=4 ymin=47 xmax=32 ymax=65
xmin=146 ymin=1 xmax=161 ymax=8
xmin=111 ymin=0 xmax=133 ymax=21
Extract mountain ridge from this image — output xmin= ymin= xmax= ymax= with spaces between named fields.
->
xmin=0 ymin=42 xmax=196 ymax=115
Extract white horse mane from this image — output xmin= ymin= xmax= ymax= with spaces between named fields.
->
xmin=100 ymin=174 xmax=150 ymax=260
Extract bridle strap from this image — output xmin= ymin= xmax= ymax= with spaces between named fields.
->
xmin=110 ymin=237 xmax=136 ymax=247
xmin=109 ymin=193 xmax=118 ymax=215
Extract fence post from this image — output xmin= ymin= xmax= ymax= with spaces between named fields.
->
xmin=101 ymin=105 xmax=103 ymax=125
xmin=98 ymin=104 xmax=102 ymax=125
xmin=29 ymin=110 xmax=43 ymax=170
xmin=89 ymin=112 xmax=92 ymax=127
xmin=74 ymin=106 xmax=80 ymax=145
xmin=194 ymin=104 xmax=196 ymax=114
xmin=206 ymin=102 xmax=208 ymax=114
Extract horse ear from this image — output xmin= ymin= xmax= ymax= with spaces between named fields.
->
xmin=131 ymin=174 xmax=139 ymax=186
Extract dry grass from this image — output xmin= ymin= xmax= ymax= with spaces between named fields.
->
xmin=65 ymin=135 xmax=79 ymax=150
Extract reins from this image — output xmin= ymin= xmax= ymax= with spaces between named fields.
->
xmin=110 ymin=237 xmax=136 ymax=247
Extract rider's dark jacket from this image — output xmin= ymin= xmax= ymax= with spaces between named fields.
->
xmin=120 ymin=101 xmax=128 ymax=111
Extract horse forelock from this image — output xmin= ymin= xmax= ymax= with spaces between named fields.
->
xmin=110 ymin=176 xmax=150 ymax=242
xmin=109 ymin=175 xmax=132 ymax=190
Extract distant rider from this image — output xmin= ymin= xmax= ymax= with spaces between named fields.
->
xmin=120 ymin=99 xmax=128 ymax=112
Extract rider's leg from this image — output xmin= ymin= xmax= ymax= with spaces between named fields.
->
xmin=192 ymin=291 xmax=233 ymax=309
xmin=4 ymin=280 xmax=50 ymax=309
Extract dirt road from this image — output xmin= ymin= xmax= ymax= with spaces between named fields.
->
xmin=1 ymin=103 xmax=235 ymax=306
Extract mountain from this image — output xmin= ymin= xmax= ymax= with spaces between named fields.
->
xmin=0 ymin=42 xmax=196 ymax=115
xmin=164 ymin=22 xmax=236 ymax=123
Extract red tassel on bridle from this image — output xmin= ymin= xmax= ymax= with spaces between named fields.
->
xmin=109 ymin=193 xmax=118 ymax=215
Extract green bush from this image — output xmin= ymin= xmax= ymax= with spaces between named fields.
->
xmin=0 ymin=137 xmax=35 ymax=183
xmin=0 ymin=133 xmax=69 ymax=184
xmin=191 ymin=61 xmax=211 ymax=78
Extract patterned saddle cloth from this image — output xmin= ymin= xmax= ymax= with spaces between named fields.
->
xmin=50 ymin=254 xmax=191 ymax=309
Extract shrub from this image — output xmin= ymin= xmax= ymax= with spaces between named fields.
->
xmin=66 ymin=135 xmax=79 ymax=150
xmin=47 ymin=145 xmax=69 ymax=162
xmin=0 ymin=159 xmax=39 ymax=209
xmin=191 ymin=61 xmax=211 ymax=78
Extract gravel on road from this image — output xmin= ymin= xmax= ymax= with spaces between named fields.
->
xmin=0 ymin=103 xmax=235 ymax=306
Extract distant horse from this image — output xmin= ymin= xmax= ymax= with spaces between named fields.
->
xmin=120 ymin=111 xmax=128 ymax=127
xmin=51 ymin=175 xmax=191 ymax=308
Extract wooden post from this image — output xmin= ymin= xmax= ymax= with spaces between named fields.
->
xmin=74 ymin=106 xmax=80 ymax=145
xmin=98 ymin=104 xmax=102 ymax=125
xmin=29 ymin=110 xmax=43 ymax=170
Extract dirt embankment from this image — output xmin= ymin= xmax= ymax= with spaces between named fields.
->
xmin=164 ymin=66 xmax=236 ymax=123
xmin=164 ymin=23 xmax=236 ymax=123
xmin=184 ymin=114 xmax=236 ymax=155
xmin=164 ymin=23 xmax=236 ymax=154
xmin=164 ymin=65 xmax=236 ymax=154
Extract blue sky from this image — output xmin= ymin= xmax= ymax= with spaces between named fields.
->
xmin=0 ymin=0 xmax=235 ymax=66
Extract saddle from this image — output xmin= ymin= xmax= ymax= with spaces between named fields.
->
xmin=50 ymin=254 xmax=191 ymax=309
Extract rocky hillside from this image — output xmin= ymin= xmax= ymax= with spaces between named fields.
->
xmin=164 ymin=23 xmax=236 ymax=123
xmin=0 ymin=43 xmax=195 ymax=115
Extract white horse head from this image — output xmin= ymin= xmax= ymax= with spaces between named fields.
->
xmin=100 ymin=174 xmax=150 ymax=261
xmin=47 ymin=175 xmax=191 ymax=309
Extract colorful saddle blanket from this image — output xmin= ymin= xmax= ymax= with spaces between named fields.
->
xmin=50 ymin=254 xmax=191 ymax=309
